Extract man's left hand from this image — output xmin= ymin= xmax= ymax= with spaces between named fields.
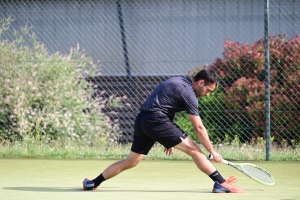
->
xmin=164 ymin=147 xmax=174 ymax=156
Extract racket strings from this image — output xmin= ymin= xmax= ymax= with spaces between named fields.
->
xmin=242 ymin=165 xmax=274 ymax=185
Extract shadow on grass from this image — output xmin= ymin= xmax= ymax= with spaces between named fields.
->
xmin=3 ymin=187 xmax=85 ymax=192
xmin=3 ymin=187 xmax=207 ymax=193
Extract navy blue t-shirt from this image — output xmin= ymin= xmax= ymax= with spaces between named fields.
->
xmin=141 ymin=77 xmax=199 ymax=120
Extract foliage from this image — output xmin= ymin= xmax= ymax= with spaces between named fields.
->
xmin=176 ymin=35 xmax=299 ymax=145
xmin=0 ymin=17 xmax=117 ymax=144
xmin=211 ymin=35 xmax=300 ymax=143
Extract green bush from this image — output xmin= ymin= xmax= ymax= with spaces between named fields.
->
xmin=211 ymin=35 xmax=300 ymax=144
xmin=177 ymin=35 xmax=300 ymax=145
xmin=0 ymin=18 xmax=116 ymax=144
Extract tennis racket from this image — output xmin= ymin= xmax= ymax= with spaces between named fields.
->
xmin=209 ymin=154 xmax=275 ymax=186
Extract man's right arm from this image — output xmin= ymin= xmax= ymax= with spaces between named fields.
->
xmin=187 ymin=114 xmax=222 ymax=162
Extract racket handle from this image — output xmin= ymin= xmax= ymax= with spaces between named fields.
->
xmin=208 ymin=154 xmax=229 ymax=165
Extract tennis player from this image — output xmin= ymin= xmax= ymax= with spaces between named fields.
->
xmin=83 ymin=68 xmax=244 ymax=193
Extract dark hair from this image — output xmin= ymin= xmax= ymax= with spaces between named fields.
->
xmin=192 ymin=68 xmax=219 ymax=86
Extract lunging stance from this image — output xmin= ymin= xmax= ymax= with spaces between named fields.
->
xmin=83 ymin=68 xmax=243 ymax=193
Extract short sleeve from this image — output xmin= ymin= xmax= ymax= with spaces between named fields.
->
xmin=181 ymin=87 xmax=199 ymax=116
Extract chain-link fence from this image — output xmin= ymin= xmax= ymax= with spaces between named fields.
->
xmin=0 ymin=0 xmax=299 ymax=149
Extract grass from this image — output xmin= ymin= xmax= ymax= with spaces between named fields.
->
xmin=1 ymin=159 xmax=300 ymax=200
xmin=0 ymin=139 xmax=299 ymax=161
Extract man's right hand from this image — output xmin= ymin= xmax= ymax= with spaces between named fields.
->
xmin=210 ymin=151 xmax=223 ymax=162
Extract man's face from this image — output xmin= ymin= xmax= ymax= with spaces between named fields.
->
xmin=195 ymin=80 xmax=216 ymax=97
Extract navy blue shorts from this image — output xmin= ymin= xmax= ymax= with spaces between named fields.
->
xmin=131 ymin=111 xmax=188 ymax=155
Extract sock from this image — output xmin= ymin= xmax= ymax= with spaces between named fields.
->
xmin=92 ymin=173 xmax=106 ymax=188
xmin=209 ymin=170 xmax=226 ymax=184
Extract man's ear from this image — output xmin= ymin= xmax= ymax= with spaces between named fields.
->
xmin=198 ymin=79 xmax=205 ymax=86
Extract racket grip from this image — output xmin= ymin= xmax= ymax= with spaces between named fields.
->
xmin=208 ymin=154 xmax=229 ymax=165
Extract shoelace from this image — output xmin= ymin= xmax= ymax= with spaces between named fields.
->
xmin=225 ymin=176 xmax=237 ymax=184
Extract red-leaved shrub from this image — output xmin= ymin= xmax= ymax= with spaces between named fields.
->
xmin=211 ymin=35 xmax=300 ymax=144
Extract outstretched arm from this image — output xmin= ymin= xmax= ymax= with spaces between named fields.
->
xmin=188 ymin=114 xmax=222 ymax=162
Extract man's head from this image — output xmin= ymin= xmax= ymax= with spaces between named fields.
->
xmin=192 ymin=68 xmax=219 ymax=97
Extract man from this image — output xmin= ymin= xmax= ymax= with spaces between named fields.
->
xmin=83 ymin=68 xmax=244 ymax=193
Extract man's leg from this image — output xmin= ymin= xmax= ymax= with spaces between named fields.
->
xmin=174 ymin=136 xmax=216 ymax=175
xmin=102 ymin=151 xmax=144 ymax=180
xmin=83 ymin=151 xmax=144 ymax=190
xmin=174 ymin=136 xmax=244 ymax=193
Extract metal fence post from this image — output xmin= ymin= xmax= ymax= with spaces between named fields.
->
xmin=264 ymin=0 xmax=271 ymax=161
xmin=116 ymin=0 xmax=133 ymax=94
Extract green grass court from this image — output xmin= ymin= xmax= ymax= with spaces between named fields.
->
xmin=1 ymin=159 xmax=299 ymax=200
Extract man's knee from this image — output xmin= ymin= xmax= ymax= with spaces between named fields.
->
xmin=175 ymin=137 xmax=201 ymax=155
xmin=124 ymin=152 xmax=143 ymax=168
xmin=185 ymin=146 xmax=201 ymax=157
xmin=122 ymin=159 xmax=140 ymax=170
